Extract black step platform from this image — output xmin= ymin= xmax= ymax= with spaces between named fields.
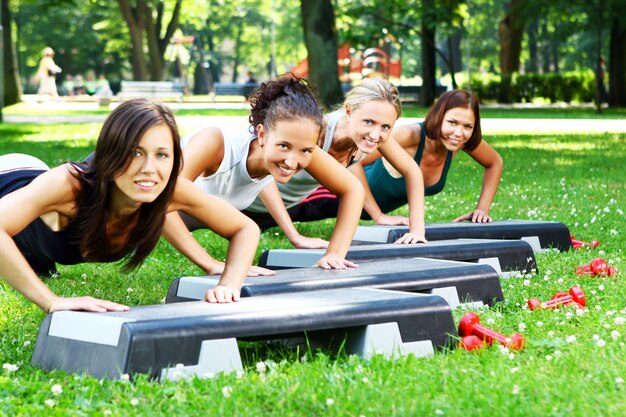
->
xmin=32 ymin=288 xmax=456 ymax=380
xmin=167 ymin=258 xmax=504 ymax=309
xmin=353 ymin=220 xmax=572 ymax=251
xmin=258 ymin=238 xmax=536 ymax=274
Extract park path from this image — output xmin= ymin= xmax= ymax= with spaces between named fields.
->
xmin=3 ymin=98 xmax=626 ymax=134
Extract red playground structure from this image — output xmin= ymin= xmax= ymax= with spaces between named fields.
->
xmin=290 ymin=43 xmax=401 ymax=81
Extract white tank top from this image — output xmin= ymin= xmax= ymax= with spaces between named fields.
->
xmin=183 ymin=128 xmax=274 ymax=210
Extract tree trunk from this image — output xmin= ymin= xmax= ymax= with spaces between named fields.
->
xmin=2 ymin=0 xmax=21 ymax=107
xmin=300 ymin=0 xmax=342 ymax=110
xmin=117 ymin=0 xmax=149 ymax=80
xmin=117 ymin=0 xmax=181 ymax=81
xmin=498 ymin=0 xmax=525 ymax=102
xmin=420 ymin=0 xmax=437 ymax=106
xmin=526 ymin=19 xmax=538 ymax=73
xmin=608 ymin=15 xmax=626 ymax=107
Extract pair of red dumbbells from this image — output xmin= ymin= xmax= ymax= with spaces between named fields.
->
xmin=576 ymin=258 xmax=617 ymax=277
xmin=570 ymin=235 xmax=599 ymax=250
xmin=458 ymin=312 xmax=525 ymax=351
xmin=528 ymin=286 xmax=586 ymax=310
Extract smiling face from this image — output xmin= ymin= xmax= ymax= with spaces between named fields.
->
xmin=112 ymin=123 xmax=175 ymax=207
xmin=439 ymin=106 xmax=476 ymax=151
xmin=345 ymin=100 xmax=398 ymax=154
xmin=257 ymin=118 xmax=319 ymax=184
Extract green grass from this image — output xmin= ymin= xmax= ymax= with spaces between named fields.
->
xmin=1 ymin=122 xmax=625 ymax=416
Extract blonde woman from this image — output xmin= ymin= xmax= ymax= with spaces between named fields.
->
xmin=35 ymin=47 xmax=62 ymax=101
xmin=244 ymin=77 xmax=427 ymax=244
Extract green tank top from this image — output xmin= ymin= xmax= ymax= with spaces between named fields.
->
xmin=363 ymin=122 xmax=453 ymax=214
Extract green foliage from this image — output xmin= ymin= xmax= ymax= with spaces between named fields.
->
xmin=469 ymin=71 xmax=596 ymax=103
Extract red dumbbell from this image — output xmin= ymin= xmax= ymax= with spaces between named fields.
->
xmin=459 ymin=335 xmax=485 ymax=351
xmin=458 ymin=312 xmax=525 ymax=351
xmin=528 ymin=286 xmax=586 ymax=310
xmin=576 ymin=258 xmax=617 ymax=277
xmin=570 ymin=235 xmax=599 ymax=250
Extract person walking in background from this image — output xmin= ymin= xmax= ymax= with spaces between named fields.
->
xmin=35 ymin=47 xmax=62 ymax=102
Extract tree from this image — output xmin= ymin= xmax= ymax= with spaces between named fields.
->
xmin=420 ymin=0 xmax=437 ymax=106
xmin=2 ymin=0 xmax=21 ymax=107
xmin=116 ymin=0 xmax=182 ymax=81
xmin=497 ymin=0 xmax=526 ymax=102
xmin=607 ymin=11 xmax=626 ymax=107
xmin=300 ymin=0 xmax=342 ymax=109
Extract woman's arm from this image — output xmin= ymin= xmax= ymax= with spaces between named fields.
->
xmin=453 ymin=140 xmax=503 ymax=223
xmin=305 ymin=149 xmax=365 ymax=269
xmin=162 ymin=211 xmax=274 ymax=276
xmin=376 ymin=137 xmax=427 ymax=243
xmin=0 ymin=167 xmax=128 ymax=312
xmin=180 ymin=127 xmax=225 ymax=180
xmin=170 ymin=178 xmax=263 ymax=302
xmin=258 ymin=182 xmax=329 ymax=249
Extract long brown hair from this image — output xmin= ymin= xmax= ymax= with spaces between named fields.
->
xmin=72 ymin=99 xmax=182 ymax=270
xmin=423 ymin=90 xmax=482 ymax=151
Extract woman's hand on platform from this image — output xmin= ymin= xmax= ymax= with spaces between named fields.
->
xmin=394 ymin=232 xmax=427 ymax=245
xmin=374 ymin=213 xmax=410 ymax=226
xmin=315 ymin=254 xmax=358 ymax=270
xmin=454 ymin=209 xmax=493 ymax=223
xmin=47 ymin=296 xmax=129 ymax=313
xmin=205 ymin=285 xmax=240 ymax=303
xmin=290 ymin=234 xmax=329 ymax=249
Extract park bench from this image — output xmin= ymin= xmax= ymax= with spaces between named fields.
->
xmin=213 ymin=83 xmax=258 ymax=101
xmin=397 ymin=85 xmax=448 ymax=102
xmin=118 ymin=81 xmax=185 ymax=102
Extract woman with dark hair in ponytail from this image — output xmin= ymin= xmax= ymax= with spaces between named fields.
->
xmin=0 ymin=99 xmax=261 ymax=312
xmin=172 ymin=74 xmax=364 ymax=270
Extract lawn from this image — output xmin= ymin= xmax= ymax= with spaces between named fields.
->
xmin=0 ymin=119 xmax=624 ymax=416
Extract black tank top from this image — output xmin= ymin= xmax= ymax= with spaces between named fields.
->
xmin=0 ymin=169 xmax=123 ymax=274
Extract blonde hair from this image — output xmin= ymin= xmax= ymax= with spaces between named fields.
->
xmin=343 ymin=78 xmax=401 ymax=118
xmin=43 ymin=47 xmax=54 ymax=57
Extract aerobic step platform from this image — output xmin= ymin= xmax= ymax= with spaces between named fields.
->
xmin=32 ymin=288 xmax=455 ymax=380
xmin=167 ymin=258 xmax=504 ymax=309
xmin=353 ymin=220 xmax=572 ymax=251
xmin=258 ymin=238 xmax=536 ymax=275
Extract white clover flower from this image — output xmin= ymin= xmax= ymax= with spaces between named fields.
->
xmin=51 ymin=384 xmax=63 ymax=396
xmin=104 ymin=410 xmax=112 ymax=416
xmin=598 ymin=285 xmax=605 ymax=291
xmin=512 ymin=385 xmax=520 ymax=395
xmin=511 ymin=367 xmax=519 ymax=373
xmin=326 ymin=398 xmax=335 ymax=406
xmin=523 ymin=279 xmax=531 ymax=286
xmin=566 ymin=335 xmax=577 ymax=343
xmin=597 ymin=339 xmax=607 ymax=347
xmin=576 ymin=309 xmax=585 ymax=316
xmin=435 ymin=410 xmax=444 ymax=415
xmin=222 ymin=386 xmax=232 ymax=398
xmin=518 ymin=323 xmax=526 ymax=332
xmin=611 ymin=330 xmax=620 ymax=340
xmin=592 ymin=334 xmax=600 ymax=341
xmin=554 ymin=350 xmax=562 ymax=356
xmin=616 ymin=377 xmax=624 ymax=385
xmin=545 ymin=355 xmax=553 ymax=361
xmin=615 ymin=317 xmax=626 ymax=325
xmin=236 ymin=370 xmax=245 ymax=379
xmin=256 ymin=361 xmax=267 ymax=374
xmin=548 ymin=331 xmax=555 ymax=337
xmin=127 ymin=287 xmax=133 ymax=293
xmin=565 ymin=312 xmax=574 ymax=319
xmin=23 ymin=341 xmax=31 ymax=347
xmin=487 ymin=318 xmax=495 ymax=325
xmin=130 ymin=398 xmax=139 ymax=406
xmin=558 ymin=278 xmax=564 ymax=283
xmin=120 ymin=373 xmax=130 ymax=382
xmin=595 ymin=305 xmax=602 ymax=311
xmin=536 ymin=321 xmax=543 ymax=327
xmin=3 ymin=363 xmax=18 ymax=373
xmin=362 ymin=377 xmax=369 ymax=383
xmin=44 ymin=399 xmax=55 ymax=408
